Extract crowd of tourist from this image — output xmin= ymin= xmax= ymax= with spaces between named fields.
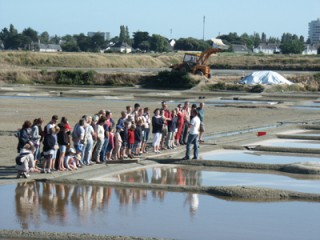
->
xmin=15 ymin=101 xmax=205 ymax=178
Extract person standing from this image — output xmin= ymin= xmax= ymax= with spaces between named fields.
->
xmin=16 ymin=120 xmax=33 ymax=153
xmin=180 ymin=101 xmax=190 ymax=145
xmin=152 ymin=108 xmax=164 ymax=153
xmin=82 ymin=116 xmax=95 ymax=165
xmin=92 ymin=117 xmax=105 ymax=163
xmin=182 ymin=109 xmax=201 ymax=160
xmin=197 ymin=102 xmax=205 ymax=143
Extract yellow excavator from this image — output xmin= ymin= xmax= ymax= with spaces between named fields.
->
xmin=170 ymin=38 xmax=228 ymax=78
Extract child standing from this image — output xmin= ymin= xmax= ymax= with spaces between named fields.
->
xmin=134 ymin=119 xmax=143 ymax=156
xmin=114 ymin=125 xmax=123 ymax=160
xmin=128 ymin=124 xmax=135 ymax=159
xmin=106 ymin=127 xmax=114 ymax=161
xmin=120 ymin=121 xmax=129 ymax=159
xmin=167 ymin=109 xmax=178 ymax=149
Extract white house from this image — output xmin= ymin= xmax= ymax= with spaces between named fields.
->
xmin=253 ymin=43 xmax=281 ymax=54
xmin=109 ymin=42 xmax=132 ymax=53
xmin=36 ymin=43 xmax=62 ymax=52
xmin=302 ymin=44 xmax=319 ymax=55
xmin=232 ymin=44 xmax=251 ymax=54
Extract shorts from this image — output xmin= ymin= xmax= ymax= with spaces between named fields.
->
xmin=59 ymin=145 xmax=67 ymax=153
xmin=75 ymin=143 xmax=84 ymax=152
xmin=199 ymin=123 xmax=205 ymax=132
xmin=106 ymin=144 xmax=113 ymax=153
xmin=121 ymin=142 xmax=127 ymax=150
xmin=128 ymin=143 xmax=134 ymax=151
xmin=134 ymin=141 xmax=142 ymax=149
xmin=43 ymin=151 xmax=53 ymax=160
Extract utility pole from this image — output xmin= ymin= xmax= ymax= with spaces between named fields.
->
xmin=203 ymin=15 xmax=206 ymax=41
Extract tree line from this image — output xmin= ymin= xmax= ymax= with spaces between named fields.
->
xmin=0 ymin=24 xmax=317 ymax=54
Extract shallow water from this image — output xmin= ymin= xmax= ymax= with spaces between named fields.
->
xmin=92 ymin=165 xmax=320 ymax=194
xmin=262 ymin=139 xmax=320 ymax=149
xmin=200 ymin=150 xmax=320 ymax=164
xmin=0 ymin=182 xmax=319 ymax=240
xmin=206 ymin=99 xmax=278 ymax=106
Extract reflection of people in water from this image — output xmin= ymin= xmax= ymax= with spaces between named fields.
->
xmin=15 ymin=182 xmax=40 ymax=230
xmin=184 ymin=193 xmax=199 ymax=216
xmin=151 ymin=167 xmax=167 ymax=200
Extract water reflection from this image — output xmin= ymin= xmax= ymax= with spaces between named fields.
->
xmin=5 ymin=182 xmax=320 ymax=239
xmin=117 ymin=167 xmax=202 ymax=186
xmin=14 ymin=181 xmax=200 ymax=231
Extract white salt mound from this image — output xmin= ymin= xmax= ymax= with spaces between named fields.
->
xmin=240 ymin=71 xmax=293 ymax=85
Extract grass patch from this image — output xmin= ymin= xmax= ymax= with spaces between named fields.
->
xmin=142 ymin=71 xmax=200 ymax=89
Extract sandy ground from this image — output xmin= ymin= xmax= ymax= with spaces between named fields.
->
xmin=1 ymin=84 xmax=320 ymax=168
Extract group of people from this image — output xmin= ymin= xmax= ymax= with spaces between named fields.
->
xmin=15 ymin=101 xmax=205 ymax=178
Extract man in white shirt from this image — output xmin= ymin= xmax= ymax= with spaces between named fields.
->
xmin=183 ymin=109 xmax=201 ymax=160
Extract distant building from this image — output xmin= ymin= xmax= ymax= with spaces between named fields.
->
xmin=302 ymin=44 xmax=319 ymax=55
xmin=253 ymin=43 xmax=281 ymax=54
xmin=309 ymin=18 xmax=320 ymax=44
xmin=231 ymin=44 xmax=251 ymax=54
xmin=109 ymin=42 xmax=132 ymax=53
xmin=168 ymin=39 xmax=176 ymax=49
xmin=0 ymin=40 xmax=4 ymax=50
xmin=87 ymin=32 xmax=110 ymax=41
xmin=35 ymin=43 xmax=62 ymax=52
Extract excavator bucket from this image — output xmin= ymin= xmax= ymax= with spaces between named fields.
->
xmin=212 ymin=38 xmax=229 ymax=50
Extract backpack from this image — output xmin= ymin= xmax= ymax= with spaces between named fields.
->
xmin=15 ymin=152 xmax=29 ymax=165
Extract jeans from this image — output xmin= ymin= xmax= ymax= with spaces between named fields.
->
xmin=99 ymin=138 xmax=109 ymax=162
xmin=185 ymin=134 xmax=199 ymax=159
xmin=181 ymin=121 xmax=189 ymax=144
xmin=82 ymin=140 xmax=93 ymax=165
xmin=92 ymin=139 xmax=103 ymax=162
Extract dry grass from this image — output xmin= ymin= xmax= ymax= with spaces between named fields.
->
xmin=0 ymin=51 xmax=181 ymax=68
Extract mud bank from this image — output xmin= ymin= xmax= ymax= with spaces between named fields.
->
xmin=44 ymin=178 xmax=320 ymax=202
xmin=0 ymin=230 xmax=162 ymax=240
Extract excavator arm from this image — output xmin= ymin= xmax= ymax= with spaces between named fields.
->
xmin=196 ymin=48 xmax=220 ymax=65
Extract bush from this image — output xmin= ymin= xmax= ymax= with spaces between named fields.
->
xmin=208 ymin=82 xmax=246 ymax=91
xmin=314 ymin=73 xmax=320 ymax=81
xmin=142 ymin=71 xmax=200 ymax=89
xmin=55 ymin=70 xmax=96 ymax=85
xmin=249 ymin=84 xmax=264 ymax=93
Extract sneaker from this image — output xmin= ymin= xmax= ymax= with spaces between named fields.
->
xmin=182 ymin=156 xmax=190 ymax=160
xmin=192 ymin=157 xmax=198 ymax=160
xmin=16 ymin=173 xmax=21 ymax=179
xmin=22 ymin=172 xmax=29 ymax=178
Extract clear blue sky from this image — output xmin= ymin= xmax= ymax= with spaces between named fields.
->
xmin=1 ymin=0 xmax=319 ymax=40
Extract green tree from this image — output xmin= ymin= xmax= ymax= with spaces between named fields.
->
xmin=119 ymin=25 xmax=129 ymax=43
xmin=22 ymin=27 xmax=38 ymax=50
xmin=261 ymin=32 xmax=267 ymax=43
xmin=49 ymin=35 xmax=60 ymax=44
xmin=39 ymin=31 xmax=49 ymax=44
xmin=74 ymin=33 xmax=90 ymax=51
xmin=280 ymin=38 xmax=304 ymax=54
xmin=61 ymin=35 xmax=79 ymax=52
xmin=150 ymin=34 xmax=170 ymax=52
xmin=90 ymin=33 xmax=106 ymax=52
xmin=299 ymin=35 xmax=305 ymax=43
xmin=22 ymin=27 xmax=38 ymax=42
xmin=0 ymin=24 xmax=22 ymax=49
xmin=240 ymin=33 xmax=254 ymax=49
xmin=174 ymin=38 xmax=210 ymax=51
xmin=133 ymin=31 xmax=149 ymax=49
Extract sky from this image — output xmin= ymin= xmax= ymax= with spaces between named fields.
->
xmin=1 ymin=0 xmax=319 ymax=40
